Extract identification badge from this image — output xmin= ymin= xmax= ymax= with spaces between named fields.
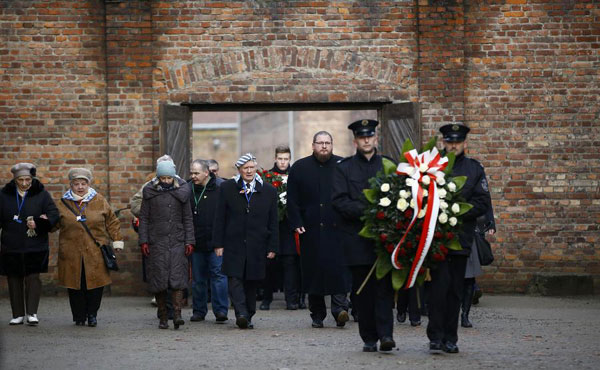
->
xmin=13 ymin=215 xmax=22 ymax=223
xmin=246 ymin=207 xmax=250 ymax=214
xmin=193 ymin=211 xmax=197 ymax=215
xmin=76 ymin=215 xmax=86 ymax=222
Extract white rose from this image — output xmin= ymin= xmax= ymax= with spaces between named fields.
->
xmin=436 ymin=176 xmax=446 ymax=186
xmin=406 ymin=178 xmax=415 ymax=187
xmin=397 ymin=198 xmax=408 ymax=211
xmin=279 ymin=191 xmax=287 ymax=198
xmin=438 ymin=212 xmax=448 ymax=224
xmin=410 ymin=198 xmax=416 ymax=209
xmin=399 ymin=190 xmax=411 ymax=199
xmin=282 ymin=175 xmax=288 ymax=184
xmin=421 ymin=176 xmax=430 ymax=185
xmin=449 ymin=217 xmax=457 ymax=226
xmin=422 ymin=189 xmax=428 ymax=197
xmin=438 ymin=188 xmax=447 ymax=199
xmin=380 ymin=183 xmax=390 ymax=192
xmin=281 ymin=199 xmax=287 ymax=205
xmin=417 ymin=206 xmax=427 ymax=219
xmin=440 ymin=201 xmax=449 ymax=210
xmin=451 ymin=203 xmax=460 ymax=214
xmin=419 ymin=163 xmax=428 ymax=173
xmin=447 ymin=182 xmax=456 ymax=192
xmin=379 ymin=197 xmax=391 ymax=207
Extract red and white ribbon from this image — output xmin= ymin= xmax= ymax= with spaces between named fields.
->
xmin=391 ymin=147 xmax=448 ymax=288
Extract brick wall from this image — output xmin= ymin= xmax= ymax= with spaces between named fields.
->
xmin=0 ymin=0 xmax=598 ymax=295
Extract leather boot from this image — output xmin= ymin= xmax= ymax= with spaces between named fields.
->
xmin=172 ymin=289 xmax=185 ymax=330
xmin=461 ymin=281 xmax=474 ymax=328
xmin=298 ymin=293 xmax=307 ymax=310
xmin=156 ymin=291 xmax=169 ymax=329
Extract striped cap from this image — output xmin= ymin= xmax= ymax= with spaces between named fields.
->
xmin=235 ymin=153 xmax=256 ymax=168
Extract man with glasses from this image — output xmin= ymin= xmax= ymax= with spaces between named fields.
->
xmin=287 ymin=131 xmax=351 ymax=329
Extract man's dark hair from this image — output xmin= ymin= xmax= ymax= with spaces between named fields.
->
xmin=275 ymin=145 xmax=291 ymax=155
xmin=312 ymin=131 xmax=333 ymax=143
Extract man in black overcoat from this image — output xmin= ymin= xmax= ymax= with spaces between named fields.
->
xmin=332 ymin=120 xmax=395 ymax=352
xmin=213 ymin=153 xmax=279 ymax=329
xmin=426 ymin=124 xmax=492 ymax=353
xmin=287 ymin=131 xmax=351 ymax=329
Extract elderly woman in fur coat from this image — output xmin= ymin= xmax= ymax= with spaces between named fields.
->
xmin=138 ymin=160 xmax=195 ymax=329
xmin=54 ymin=168 xmax=123 ymax=327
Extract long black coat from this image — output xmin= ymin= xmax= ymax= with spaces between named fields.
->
xmin=332 ymin=151 xmax=384 ymax=267
xmin=138 ymin=178 xmax=195 ymax=293
xmin=447 ymin=152 xmax=492 ymax=256
xmin=188 ymin=173 xmax=220 ymax=252
xmin=0 ymin=179 xmax=59 ymax=275
xmin=287 ymin=154 xmax=350 ymax=295
xmin=212 ymin=177 xmax=279 ymax=281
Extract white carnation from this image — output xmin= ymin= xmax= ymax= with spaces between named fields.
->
xmin=418 ymin=206 xmax=427 ymax=219
xmin=380 ymin=183 xmax=390 ymax=192
xmin=281 ymin=199 xmax=287 ymax=205
xmin=379 ymin=197 xmax=391 ymax=207
xmin=447 ymin=182 xmax=456 ymax=192
xmin=406 ymin=178 xmax=415 ymax=186
xmin=438 ymin=212 xmax=448 ymax=224
xmin=436 ymin=176 xmax=446 ymax=186
xmin=451 ymin=203 xmax=460 ymax=214
xmin=449 ymin=217 xmax=458 ymax=226
xmin=421 ymin=176 xmax=430 ymax=185
xmin=399 ymin=190 xmax=411 ymax=199
xmin=419 ymin=163 xmax=428 ymax=173
xmin=282 ymin=175 xmax=288 ymax=184
xmin=396 ymin=198 xmax=408 ymax=211
xmin=279 ymin=191 xmax=287 ymax=198
xmin=440 ymin=201 xmax=449 ymax=210
xmin=438 ymin=188 xmax=447 ymax=199
xmin=410 ymin=198 xmax=416 ymax=209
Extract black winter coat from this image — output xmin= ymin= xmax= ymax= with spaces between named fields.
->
xmin=189 ymin=173 xmax=220 ymax=252
xmin=287 ymin=154 xmax=351 ymax=295
xmin=332 ymin=151 xmax=384 ymax=267
xmin=0 ymin=179 xmax=59 ymax=275
xmin=212 ymin=177 xmax=279 ymax=280
xmin=447 ymin=152 xmax=492 ymax=256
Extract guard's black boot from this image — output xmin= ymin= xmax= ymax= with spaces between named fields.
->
xmin=461 ymin=281 xmax=474 ymax=328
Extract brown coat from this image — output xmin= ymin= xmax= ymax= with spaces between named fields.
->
xmin=54 ymin=193 xmax=122 ymax=290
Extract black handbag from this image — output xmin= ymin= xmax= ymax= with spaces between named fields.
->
xmin=475 ymin=230 xmax=494 ymax=266
xmin=61 ymin=199 xmax=119 ymax=271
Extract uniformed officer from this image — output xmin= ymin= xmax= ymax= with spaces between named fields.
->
xmin=332 ymin=119 xmax=395 ymax=352
xmin=427 ymin=123 xmax=492 ymax=353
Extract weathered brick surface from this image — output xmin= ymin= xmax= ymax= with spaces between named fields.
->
xmin=0 ymin=0 xmax=598 ymax=294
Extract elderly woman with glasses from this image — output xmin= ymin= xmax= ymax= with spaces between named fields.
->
xmin=53 ymin=168 xmax=123 ymax=327
xmin=0 ymin=163 xmax=59 ymax=326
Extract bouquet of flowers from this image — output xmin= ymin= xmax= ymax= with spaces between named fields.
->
xmin=260 ymin=170 xmax=288 ymax=222
xmin=358 ymin=137 xmax=473 ymax=291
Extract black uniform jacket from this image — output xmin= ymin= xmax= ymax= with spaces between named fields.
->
xmin=212 ymin=177 xmax=279 ymax=280
xmin=332 ymin=151 xmax=384 ymax=267
xmin=448 ymin=152 xmax=492 ymax=256
xmin=188 ymin=173 xmax=220 ymax=252
xmin=287 ymin=154 xmax=350 ymax=295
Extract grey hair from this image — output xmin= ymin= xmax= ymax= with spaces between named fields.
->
xmin=157 ymin=154 xmax=173 ymax=164
xmin=207 ymin=159 xmax=219 ymax=168
xmin=312 ymin=131 xmax=333 ymax=143
xmin=191 ymin=159 xmax=210 ymax=172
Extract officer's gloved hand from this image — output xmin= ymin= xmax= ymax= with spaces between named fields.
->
xmin=185 ymin=244 xmax=194 ymax=256
xmin=140 ymin=243 xmax=150 ymax=257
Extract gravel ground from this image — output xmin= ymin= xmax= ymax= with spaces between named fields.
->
xmin=1 ymin=294 xmax=599 ymax=370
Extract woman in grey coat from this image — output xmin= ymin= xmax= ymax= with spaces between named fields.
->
xmin=138 ymin=160 xmax=195 ymax=329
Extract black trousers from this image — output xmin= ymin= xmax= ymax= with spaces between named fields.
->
xmin=308 ymin=293 xmax=348 ymax=321
xmin=7 ymin=273 xmax=42 ymax=317
xmin=67 ymin=264 xmax=104 ymax=322
xmin=426 ymin=255 xmax=468 ymax=345
xmin=261 ymin=258 xmax=281 ymax=302
xmin=350 ymin=265 xmax=394 ymax=344
xmin=229 ymin=277 xmax=258 ymax=321
xmin=280 ymin=254 xmax=301 ymax=304
xmin=397 ymin=285 xmax=422 ymax=322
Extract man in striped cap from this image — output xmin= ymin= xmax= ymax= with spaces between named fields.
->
xmin=213 ymin=153 xmax=279 ymax=329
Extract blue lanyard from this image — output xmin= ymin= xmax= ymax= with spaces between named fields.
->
xmin=243 ymin=181 xmax=253 ymax=212
xmin=75 ymin=200 xmax=88 ymax=217
xmin=15 ymin=189 xmax=27 ymax=218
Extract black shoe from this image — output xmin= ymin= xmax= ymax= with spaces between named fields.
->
xmin=286 ymin=303 xmax=299 ymax=310
xmin=87 ymin=315 xmax=97 ymax=327
xmin=443 ymin=342 xmax=459 ymax=353
xmin=379 ymin=337 xmax=396 ymax=352
xmin=298 ymin=301 xmax=307 ymax=309
xmin=336 ymin=310 xmax=349 ymax=327
xmin=429 ymin=341 xmax=443 ymax=352
xmin=311 ymin=318 xmax=324 ymax=328
xmin=396 ymin=312 xmax=406 ymax=323
xmin=215 ymin=312 xmax=228 ymax=322
xmin=363 ymin=343 xmax=378 ymax=352
xmin=236 ymin=315 xmax=248 ymax=329
xmin=75 ymin=321 xmax=86 ymax=326
xmin=259 ymin=301 xmax=271 ymax=311
xmin=472 ymin=288 xmax=482 ymax=305
xmin=461 ymin=312 xmax=473 ymax=328
xmin=190 ymin=314 xmax=205 ymax=322
xmin=410 ymin=320 xmax=421 ymax=327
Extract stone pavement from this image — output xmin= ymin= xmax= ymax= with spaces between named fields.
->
xmin=1 ymin=294 xmax=599 ymax=370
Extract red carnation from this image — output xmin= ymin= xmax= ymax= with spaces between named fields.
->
xmin=266 ymin=173 xmax=273 ymax=178
xmin=379 ymin=233 xmax=388 ymax=242
xmin=395 ymin=221 xmax=404 ymax=230
xmin=446 ymin=232 xmax=455 ymax=240
xmin=376 ymin=211 xmax=386 ymax=220
xmin=432 ymin=253 xmax=445 ymax=262
xmin=404 ymin=209 xmax=413 ymax=219
xmin=272 ymin=181 xmax=282 ymax=188
xmin=439 ymin=245 xmax=448 ymax=255
xmin=262 ymin=170 xmax=268 ymax=174
xmin=398 ymin=248 xmax=407 ymax=257
xmin=385 ymin=243 xmax=395 ymax=253
xmin=434 ymin=231 xmax=443 ymax=239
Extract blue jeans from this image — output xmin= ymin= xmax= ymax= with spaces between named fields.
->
xmin=191 ymin=251 xmax=228 ymax=317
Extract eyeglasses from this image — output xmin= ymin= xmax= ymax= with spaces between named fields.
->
xmin=313 ymin=141 xmax=332 ymax=146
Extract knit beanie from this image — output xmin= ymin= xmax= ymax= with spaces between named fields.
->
xmin=156 ymin=161 xmax=176 ymax=177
